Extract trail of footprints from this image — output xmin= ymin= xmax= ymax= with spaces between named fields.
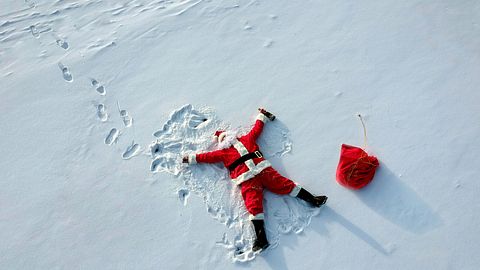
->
xmin=30 ymin=23 xmax=139 ymax=161
xmin=31 ymin=14 xmax=142 ymax=160
xmin=93 ymin=83 xmax=140 ymax=160
xmin=89 ymin=76 xmax=140 ymax=159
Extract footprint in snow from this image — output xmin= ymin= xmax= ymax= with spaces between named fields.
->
xmin=105 ymin=128 xmax=119 ymax=145
xmin=91 ymin=79 xmax=106 ymax=95
xmin=243 ymin=22 xmax=253 ymax=31
xmin=119 ymin=109 xmax=133 ymax=127
xmin=263 ymin=39 xmax=274 ymax=48
xmin=25 ymin=0 xmax=36 ymax=8
xmin=96 ymin=104 xmax=108 ymax=122
xmin=122 ymin=142 xmax=140 ymax=159
xmin=269 ymin=14 xmax=278 ymax=20
xmin=58 ymin=63 xmax=73 ymax=82
xmin=207 ymin=205 xmax=220 ymax=217
xmin=56 ymin=38 xmax=69 ymax=50
xmin=178 ymin=189 xmax=190 ymax=206
xmin=30 ymin=25 xmax=40 ymax=38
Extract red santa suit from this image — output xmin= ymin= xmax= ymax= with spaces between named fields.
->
xmin=187 ymin=113 xmax=301 ymax=220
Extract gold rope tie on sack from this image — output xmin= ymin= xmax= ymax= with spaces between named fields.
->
xmin=346 ymin=158 xmax=378 ymax=181
xmin=358 ymin=114 xmax=368 ymax=150
xmin=345 ymin=114 xmax=370 ymax=182
xmin=346 ymin=153 xmax=367 ymax=181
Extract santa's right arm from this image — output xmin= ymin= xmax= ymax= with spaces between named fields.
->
xmin=245 ymin=108 xmax=275 ymax=141
xmin=183 ymin=149 xmax=225 ymax=164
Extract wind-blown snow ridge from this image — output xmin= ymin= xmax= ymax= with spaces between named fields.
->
xmin=149 ymin=104 xmax=321 ymax=262
xmin=0 ymin=0 xmax=202 ymax=68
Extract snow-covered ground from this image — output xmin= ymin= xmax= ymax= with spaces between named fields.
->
xmin=1 ymin=0 xmax=480 ymax=269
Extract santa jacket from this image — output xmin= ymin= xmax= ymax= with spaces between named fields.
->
xmin=188 ymin=113 xmax=271 ymax=185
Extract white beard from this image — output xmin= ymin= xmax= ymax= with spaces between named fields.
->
xmin=216 ymin=130 xmax=240 ymax=150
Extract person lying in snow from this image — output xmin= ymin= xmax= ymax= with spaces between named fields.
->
xmin=182 ymin=108 xmax=328 ymax=253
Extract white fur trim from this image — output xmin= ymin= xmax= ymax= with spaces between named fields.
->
xmin=188 ymin=154 xmax=197 ymax=164
xmin=232 ymin=160 xmax=272 ymax=185
xmin=256 ymin=113 xmax=269 ymax=123
xmin=233 ymin=141 xmax=249 ymax=156
xmin=289 ymin=185 xmax=302 ymax=197
xmin=233 ymin=141 xmax=255 ymax=170
xmin=217 ymin=132 xmax=239 ymax=150
xmin=218 ymin=132 xmax=227 ymax=143
xmin=245 ymin=159 xmax=256 ymax=171
xmin=249 ymin=213 xmax=265 ymax=220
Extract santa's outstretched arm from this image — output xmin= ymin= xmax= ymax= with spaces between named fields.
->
xmin=246 ymin=108 xmax=275 ymax=141
xmin=183 ymin=149 xmax=225 ymax=164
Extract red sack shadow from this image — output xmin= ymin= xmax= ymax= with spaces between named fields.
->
xmin=336 ymin=144 xmax=379 ymax=190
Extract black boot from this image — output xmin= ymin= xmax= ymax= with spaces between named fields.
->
xmin=297 ymin=188 xmax=328 ymax=207
xmin=251 ymin=220 xmax=269 ymax=253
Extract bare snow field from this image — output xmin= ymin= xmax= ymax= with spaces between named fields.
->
xmin=1 ymin=0 xmax=480 ymax=269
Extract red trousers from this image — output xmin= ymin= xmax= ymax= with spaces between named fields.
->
xmin=240 ymin=167 xmax=297 ymax=217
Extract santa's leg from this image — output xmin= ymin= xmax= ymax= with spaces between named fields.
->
xmin=296 ymin=188 xmax=328 ymax=207
xmin=241 ymin=178 xmax=269 ymax=252
xmin=251 ymin=217 xmax=269 ymax=253
xmin=260 ymin=167 xmax=328 ymax=208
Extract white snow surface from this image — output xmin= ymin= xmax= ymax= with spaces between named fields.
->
xmin=1 ymin=0 xmax=480 ymax=269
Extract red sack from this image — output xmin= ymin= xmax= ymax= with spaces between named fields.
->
xmin=336 ymin=144 xmax=379 ymax=189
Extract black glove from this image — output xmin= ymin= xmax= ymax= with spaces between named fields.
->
xmin=258 ymin=108 xmax=276 ymax=121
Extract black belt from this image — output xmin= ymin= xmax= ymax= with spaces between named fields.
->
xmin=228 ymin=150 xmax=263 ymax=171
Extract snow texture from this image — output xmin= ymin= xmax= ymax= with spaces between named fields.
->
xmin=1 ymin=0 xmax=480 ymax=269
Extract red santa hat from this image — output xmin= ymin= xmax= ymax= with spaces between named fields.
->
xmin=214 ymin=130 xmax=226 ymax=143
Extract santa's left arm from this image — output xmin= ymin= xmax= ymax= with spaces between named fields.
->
xmin=246 ymin=108 xmax=275 ymax=141
xmin=183 ymin=149 xmax=226 ymax=164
